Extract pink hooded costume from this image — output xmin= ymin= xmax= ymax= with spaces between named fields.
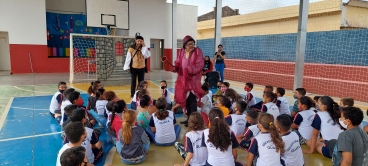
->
xmin=173 ymin=35 xmax=205 ymax=111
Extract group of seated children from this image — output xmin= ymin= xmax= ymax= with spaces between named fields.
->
xmin=51 ymin=80 xmax=182 ymax=165
xmin=51 ymin=80 xmax=368 ymax=166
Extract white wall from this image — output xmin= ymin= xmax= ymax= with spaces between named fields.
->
xmin=0 ymin=0 xmax=47 ymax=44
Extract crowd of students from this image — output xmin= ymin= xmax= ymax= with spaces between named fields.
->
xmin=49 ymin=79 xmax=368 ymax=166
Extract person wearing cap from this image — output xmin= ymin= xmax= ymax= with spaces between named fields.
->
xmin=173 ymin=35 xmax=204 ymax=127
xmin=123 ymin=33 xmax=151 ymax=98
xmin=213 ymin=44 xmax=226 ymax=81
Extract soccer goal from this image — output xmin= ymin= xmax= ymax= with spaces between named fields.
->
xmin=69 ymin=34 xmax=135 ymax=83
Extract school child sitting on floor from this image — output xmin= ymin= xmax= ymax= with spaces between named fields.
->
xmin=291 ymin=96 xmax=316 ymax=145
xmin=131 ymin=81 xmax=148 ymax=110
xmin=145 ymin=97 xmax=181 ymax=146
xmin=303 ymin=96 xmax=343 ymax=158
xmin=214 ymin=96 xmax=230 ymax=116
xmin=68 ymin=108 xmax=103 ymax=164
xmin=49 ymin=81 xmax=67 ymax=124
xmin=275 ymin=114 xmax=304 ymax=166
xmin=275 ymin=87 xmax=291 ymax=115
xmin=247 ymin=113 xmax=285 ymax=166
xmin=160 ymin=80 xmax=172 ymax=110
xmin=201 ymin=108 xmax=242 ymax=166
xmin=291 ymin=88 xmax=307 ymax=117
xmin=237 ymin=110 xmax=260 ymax=150
xmin=225 ymin=100 xmax=247 ymax=136
xmin=107 ymin=100 xmax=127 ymax=143
xmin=136 ymin=95 xmax=156 ymax=130
xmin=224 ymin=88 xmax=244 ymax=112
xmin=116 ymin=110 xmax=150 ymax=165
xmin=212 ymin=81 xmax=223 ymax=103
xmin=60 ymin=88 xmax=75 ymax=125
xmin=249 ymin=85 xmax=274 ymax=111
xmin=86 ymin=81 xmax=102 ymax=111
xmin=260 ymin=92 xmax=280 ymax=119
xmin=244 ymin=82 xmax=257 ymax=107
xmin=174 ymin=112 xmax=208 ymax=166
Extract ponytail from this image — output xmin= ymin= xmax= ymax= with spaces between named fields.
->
xmin=208 ymin=107 xmax=231 ymax=152
xmin=121 ymin=110 xmax=135 ymax=145
xmin=259 ymin=113 xmax=285 ymax=155
xmin=320 ymin=96 xmax=341 ymax=125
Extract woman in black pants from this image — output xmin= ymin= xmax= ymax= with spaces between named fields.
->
xmin=123 ymin=34 xmax=151 ymax=98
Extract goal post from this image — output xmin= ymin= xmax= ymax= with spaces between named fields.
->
xmin=69 ymin=33 xmax=135 ymax=84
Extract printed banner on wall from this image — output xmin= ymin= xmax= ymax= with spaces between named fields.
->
xmin=46 ymin=12 xmax=107 ymax=57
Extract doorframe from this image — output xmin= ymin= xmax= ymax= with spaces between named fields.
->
xmin=0 ymin=31 xmax=11 ymax=71
xmin=150 ymin=38 xmax=164 ymax=70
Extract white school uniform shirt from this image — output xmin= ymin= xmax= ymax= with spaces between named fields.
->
xmin=277 ymin=96 xmax=291 ymax=115
xmin=201 ymin=129 xmax=238 ymax=166
xmin=246 ymin=91 xmax=257 ymax=107
xmin=82 ymin=127 xmax=95 ymax=163
xmin=132 ymin=90 xmax=139 ymax=102
xmin=163 ymin=89 xmax=172 ymax=104
xmin=263 ymin=102 xmax=280 ymax=121
xmin=248 ymin=132 xmax=281 ymax=166
xmin=149 ymin=111 xmax=176 ymax=144
xmin=243 ymin=124 xmax=261 ymax=140
xmin=281 ymin=132 xmax=304 ymax=166
xmin=56 ymin=144 xmax=71 ymax=166
xmin=311 ymin=111 xmax=343 ymax=140
xmin=49 ymin=91 xmax=62 ymax=114
xmin=184 ymin=130 xmax=208 ymax=166
xmin=293 ymin=109 xmax=316 ymax=140
xmin=198 ymin=95 xmax=212 ymax=115
xmin=60 ymin=100 xmax=72 ymax=126
xmin=96 ymin=100 xmax=108 ymax=116
xmin=207 ymin=90 xmax=213 ymax=100
xmin=225 ymin=114 xmax=247 ymax=136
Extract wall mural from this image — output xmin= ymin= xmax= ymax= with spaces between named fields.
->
xmin=46 ymin=12 xmax=107 ymax=57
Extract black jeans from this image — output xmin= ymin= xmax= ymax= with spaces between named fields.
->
xmin=186 ymin=92 xmax=197 ymax=121
xmin=130 ymin=68 xmax=145 ymax=97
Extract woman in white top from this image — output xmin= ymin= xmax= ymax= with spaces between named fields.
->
xmin=174 ymin=112 xmax=208 ymax=166
xmin=291 ymin=96 xmax=316 ymax=145
xmin=145 ymin=97 xmax=181 ymax=146
xmin=201 ymin=107 xmax=242 ymax=166
xmin=247 ymin=113 xmax=285 ymax=166
xmin=304 ymin=96 xmax=344 ymax=158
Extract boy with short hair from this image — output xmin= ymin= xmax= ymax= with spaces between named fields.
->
xmin=61 ymin=90 xmax=81 ymax=125
xmin=225 ymin=100 xmax=247 ymax=136
xmin=291 ymin=88 xmax=306 ymax=117
xmin=69 ymin=108 xmax=103 ymax=164
xmin=60 ymin=88 xmax=75 ymax=125
xmin=340 ymin=98 xmax=354 ymax=107
xmin=56 ymin=122 xmax=89 ymax=166
xmin=276 ymin=87 xmax=291 ymax=115
xmin=49 ymin=81 xmax=67 ymax=123
xmin=275 ymin=114 xmax=304 ymax=166
xmin=249 ymin=85 xmax=274 ymax=111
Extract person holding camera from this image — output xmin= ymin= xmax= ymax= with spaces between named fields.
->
xmin=213 ymin=44 xmax=226 ymax=81
xmin=123 ymin=33 xmax=151 ymax=98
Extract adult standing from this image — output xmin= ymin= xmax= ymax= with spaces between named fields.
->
xmin=213 ymin=44 xmax=225 ymax=81
xmin=173 ymin=35 xmax=204 ymax=127
xmin=124 ymin=33 xmax=151 ymax=98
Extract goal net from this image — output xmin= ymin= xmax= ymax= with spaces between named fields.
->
xmin=176 ymin=0 xmax=368 ymax=104
xmin=69 ymin=34 xmax=135 ymax=83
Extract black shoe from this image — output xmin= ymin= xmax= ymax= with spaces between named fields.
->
xmin=184 ymin=124 xmax=188 ymax=127
xmin=180 ymin=120 xmax=188 ymax=124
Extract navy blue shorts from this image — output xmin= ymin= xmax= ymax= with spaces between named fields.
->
xmin=322 ymin=140 xmax=332 ymax=158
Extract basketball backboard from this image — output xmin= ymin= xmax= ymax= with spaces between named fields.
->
xmin=86 ymin=0 xmax=129 ymax=29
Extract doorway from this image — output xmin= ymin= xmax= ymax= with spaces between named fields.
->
xmin=0 ymin=32 xmax=10 ymax=73
xmin=149 ymin=39 xmax=164 ymax=70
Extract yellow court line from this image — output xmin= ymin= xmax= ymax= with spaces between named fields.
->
xmin=0 ymin=97 xmax=13 ymax=131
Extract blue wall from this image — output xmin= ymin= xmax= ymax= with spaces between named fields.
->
xmin=197 ymin=29 xmax=368 ymax=66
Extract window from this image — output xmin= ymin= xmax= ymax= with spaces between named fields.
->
xmin=115 ymin=41 xmax=123 ymax=56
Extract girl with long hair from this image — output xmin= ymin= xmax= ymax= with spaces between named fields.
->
xmin=145 ymin=97 xmax=181 ymax=146
xmin=136 ymin=95 xmax=157 ymax=129
xmin=304 ymin=96 xmax=344 ymax=157
xmin=247 ymin=113 xmax=285 ymax=166
xmin=261 ymin=92 xmax=280 ymax=120
xmin=291 ymin=96 xmax=316 ymax=145
xmin=107 ymin=100 xmax=127 ymax=142
xmin=201 ymin=107 xmax=242 ymax=166
xmin=116 ymin=110 xmax=150 ymax=165
xmin=224 ymin=88 xmax=244 ymax=111
xmin=174 ymin=112 xmax=208 ymax=166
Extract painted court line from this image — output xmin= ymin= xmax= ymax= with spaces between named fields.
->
xmin=13 ymin=86 xmax=52 ymax=93
xmin=0 ymin=97 xmax=13 ymax=131
xmin=10 ymin=106 xmax=49 ymax=111
xmin=0 ymin=132 xmax=63 ymax=142
xmin=105 ymin=146 xmax=116 ymax=165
